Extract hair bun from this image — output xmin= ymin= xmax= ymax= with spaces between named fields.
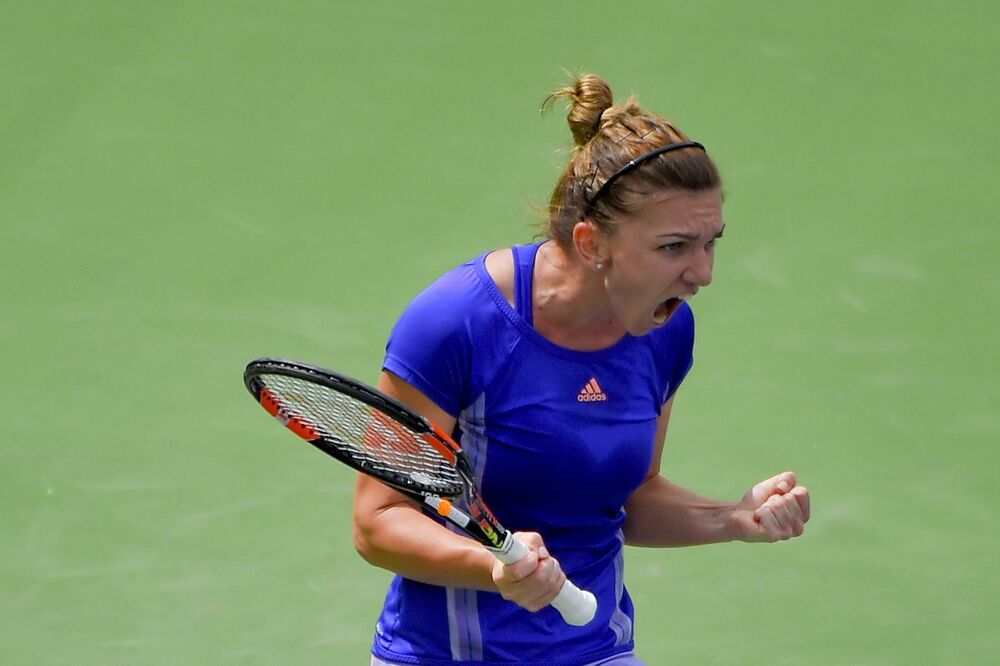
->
xmin=544 ymin=74 xmax=614 ymax=147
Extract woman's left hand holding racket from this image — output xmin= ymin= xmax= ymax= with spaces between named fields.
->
xmin=491 ymin=531 xmax=569 ymax=613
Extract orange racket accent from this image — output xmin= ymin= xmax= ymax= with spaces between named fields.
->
xmin=259 ymin=388 xmax=320 ymax=441
xmin=364 ymin=409 xmax=424 ymax=457
xmin=259 ymin=387 xmax=282 ymax=417
xmin=360 ymin=410 xmax=459 ymax=467
xmin=435 ymin=498 xmax=454 ymax=517
xmin=425 ymin=424 xmax=460 ymax=464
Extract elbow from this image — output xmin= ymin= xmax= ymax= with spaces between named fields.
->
xmin=352 ymin=515 xmax=381 ymax=566
xmin=620 ymin=517 xmax=642 ymax=547
xmin=352 ymin=485 xmax=421 ymax=571
xmin=353 ymin=503 xmax=407 ymax=569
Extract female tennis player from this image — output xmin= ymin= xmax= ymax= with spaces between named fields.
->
xmin=354 ymin=73 xmax=810 ymax=666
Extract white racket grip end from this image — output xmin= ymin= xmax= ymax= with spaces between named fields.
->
xmin=489 ymin=534 xmax=598 ymax=626
xmin=551 ymin=581 xmax=598 ymax=626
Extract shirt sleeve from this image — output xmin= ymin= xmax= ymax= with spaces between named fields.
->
xmin=382 ymin=263 xmax=480 ymax=417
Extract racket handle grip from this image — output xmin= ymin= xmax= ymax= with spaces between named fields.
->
xmin=491 ymin=533 xmax=598 ymax=627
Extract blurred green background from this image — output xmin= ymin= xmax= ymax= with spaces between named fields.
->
xmin=2 ymin=1 xmax=997 ymax=664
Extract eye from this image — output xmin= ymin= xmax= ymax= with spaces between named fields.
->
xmin=660 ymin=241 xmax=684 ymax=253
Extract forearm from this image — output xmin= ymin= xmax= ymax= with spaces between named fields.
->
xmin=623 ymin=475 xmax=738 ymax=547
xmin=353 ymin=495 xmax=497 ymax=590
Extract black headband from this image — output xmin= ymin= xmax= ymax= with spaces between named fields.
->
xmin=584 ymin=140 xmax=706 ymax=211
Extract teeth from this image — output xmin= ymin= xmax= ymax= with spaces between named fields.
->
xmin=653 ymin=297 xmax=684 ymax=325
xmin=652 ymin=300 xmax=671 ymax=324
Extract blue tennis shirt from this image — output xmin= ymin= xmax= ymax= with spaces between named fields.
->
xmin=373 ymin=242 xmax=694 ymax=665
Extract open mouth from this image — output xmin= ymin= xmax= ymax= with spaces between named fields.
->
xmin=652 ymin=297 xmax=682 ymax=325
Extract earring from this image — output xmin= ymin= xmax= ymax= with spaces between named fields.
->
xmin=595 ymin=262 xmax=604 ymax=270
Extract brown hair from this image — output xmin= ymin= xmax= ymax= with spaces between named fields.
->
xmin=542 ymin=74 xmax=721 ymax=247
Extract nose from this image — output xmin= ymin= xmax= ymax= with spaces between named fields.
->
xmin=683 ymin=248 xmax=714 ymax=288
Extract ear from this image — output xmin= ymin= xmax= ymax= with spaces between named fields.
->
xmin=572 ymin=220 xmax=610 ymax=268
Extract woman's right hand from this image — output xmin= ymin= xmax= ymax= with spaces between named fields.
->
xmin=490 ymin=532 xmax=566 ymax=612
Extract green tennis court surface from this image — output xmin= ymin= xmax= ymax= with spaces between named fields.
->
xmin=2 ymin=2 xmax=997 ymax=663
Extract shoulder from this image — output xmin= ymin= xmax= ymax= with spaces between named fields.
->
xmin=483 ymin=247 xmax=515 ymax=308
xmin=404 ymin=247 xmax=520 ymax=321
xmin=385 ymin=252 xmax=519 ymax=415
xmin=389 ymin=258 xmax=488 ymax=344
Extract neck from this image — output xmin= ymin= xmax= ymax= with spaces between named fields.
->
xmin=532 ymin=241 xmax=626 ymax=351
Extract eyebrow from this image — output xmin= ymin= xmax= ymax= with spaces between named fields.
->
xmin=656 ymin=224 xmax=726 ymax=241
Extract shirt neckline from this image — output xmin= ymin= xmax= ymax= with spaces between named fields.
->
xmin=473 ymin=243 xmax=637 ymax=363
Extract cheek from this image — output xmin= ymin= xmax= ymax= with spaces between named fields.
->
xmin=606 ymin=269 xmax=658 ymax=314
xmin=633 ymin=256 xmax=681 ymax=291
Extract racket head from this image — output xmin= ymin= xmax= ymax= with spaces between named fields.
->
xmin=243 ymin=357 xmax=465 ymax=499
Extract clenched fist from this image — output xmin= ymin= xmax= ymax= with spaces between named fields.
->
xmin=728 ymin=472 xmax=810 ymax=542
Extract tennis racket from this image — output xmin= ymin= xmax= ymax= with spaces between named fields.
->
xmin=243 ymin=357 xmax=597 ymax=626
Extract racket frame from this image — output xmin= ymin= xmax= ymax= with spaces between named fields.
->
xmin=243 ymin=357 xmax=597 ymax=626
xmin=244 ymin=358 xmax=509 ymax=549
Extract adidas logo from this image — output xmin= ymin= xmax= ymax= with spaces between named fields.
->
xmin=577 ymin=377 xmax=608 ymax=402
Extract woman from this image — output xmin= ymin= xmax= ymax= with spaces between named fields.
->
xmin=354 ymin=73 xmax=810 ymax=666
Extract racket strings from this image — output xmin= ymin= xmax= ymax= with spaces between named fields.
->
xmin=259 ymin=374 xmax=462 ymax=493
